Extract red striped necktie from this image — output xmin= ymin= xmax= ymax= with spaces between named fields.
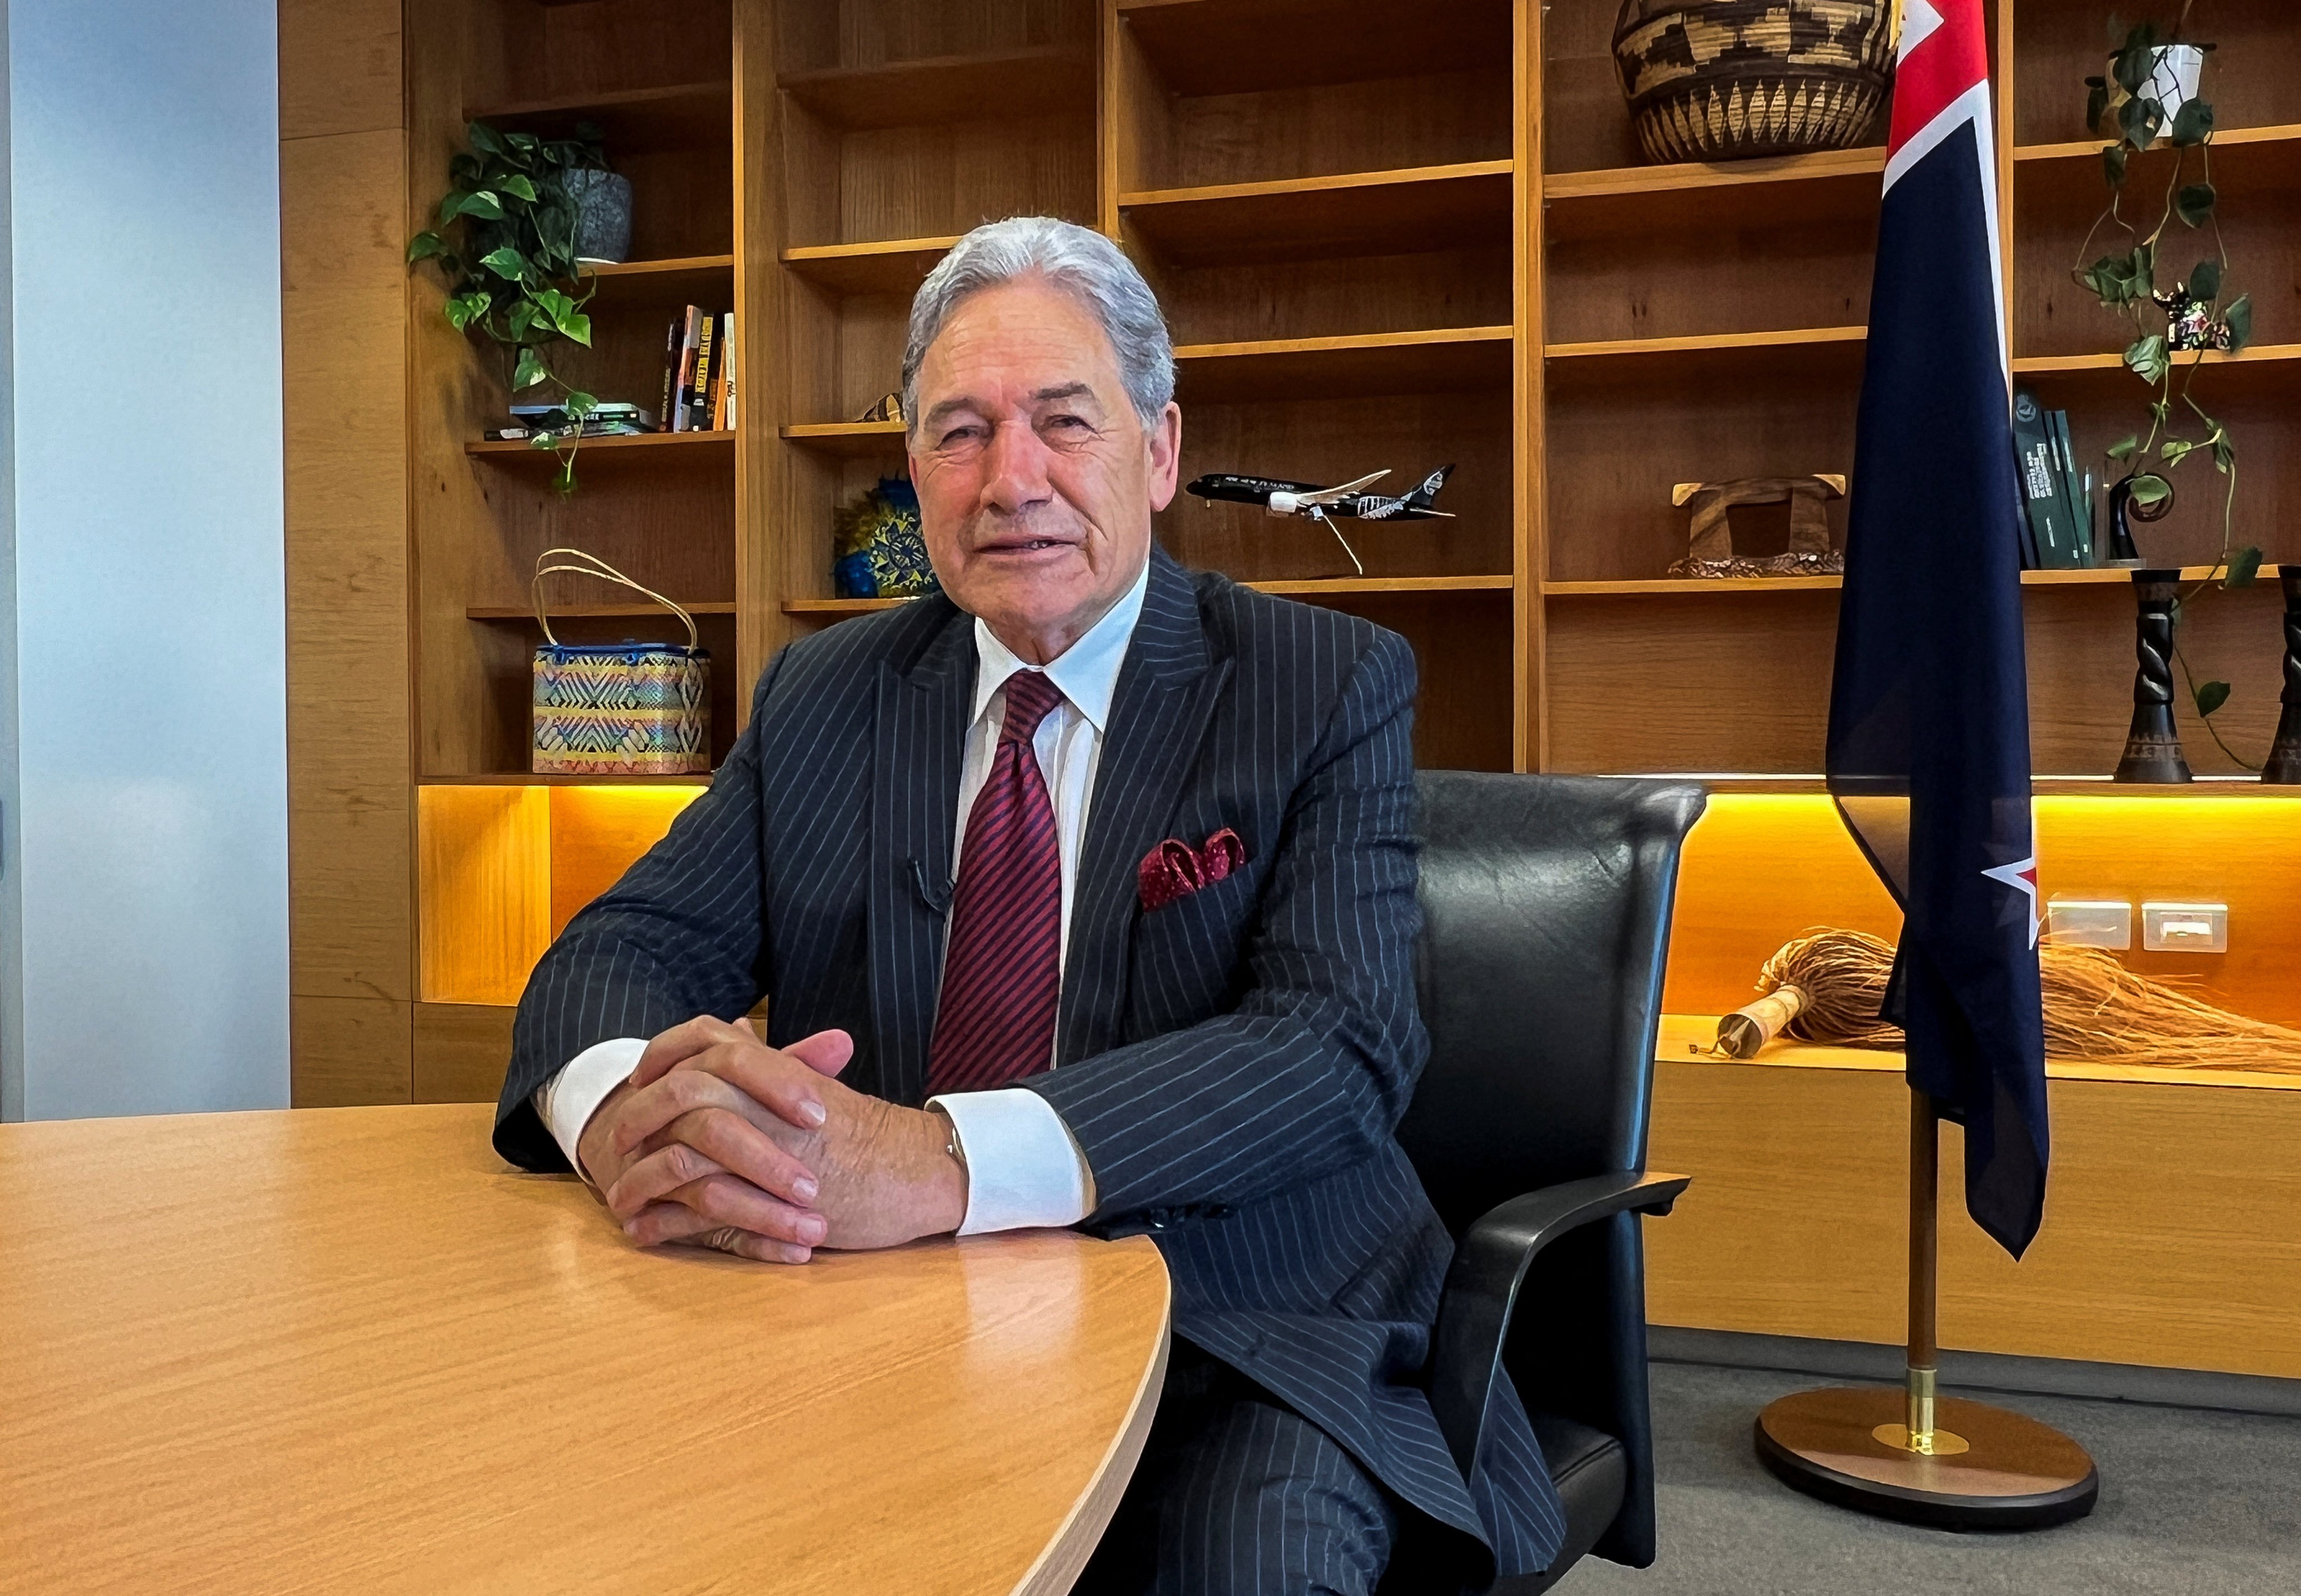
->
xmin=927 ymin=669 xmax=1066 ymax=1093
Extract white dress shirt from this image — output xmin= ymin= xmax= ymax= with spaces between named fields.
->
xmin=533 ymin=557 xmax=1151 ymax=1236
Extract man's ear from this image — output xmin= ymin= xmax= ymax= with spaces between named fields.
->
xmin=1146 ymin=401 xmax=1182 ymax=512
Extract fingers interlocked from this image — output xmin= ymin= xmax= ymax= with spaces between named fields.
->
xmin=596 ymin=1019 xmax=854 ymax=1267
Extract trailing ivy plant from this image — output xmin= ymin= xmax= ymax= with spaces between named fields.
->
xmin=407 ymin=120 xmax=606 ymax=494
xmin=2073 ymin=9 xmax=2262 ymax=766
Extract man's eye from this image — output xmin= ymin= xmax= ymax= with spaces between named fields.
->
xmin=938 ymin=426 xmax=985 ymax=448
xmin=1046 ymin=414 xmax=1092 ymax=432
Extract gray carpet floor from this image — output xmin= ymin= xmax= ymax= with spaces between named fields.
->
xmin=1557 ymin=1362 xmax=2301 ymax=1595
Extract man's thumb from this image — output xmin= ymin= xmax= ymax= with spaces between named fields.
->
xmin=782 ymin=1028 xmax=854 ymax=1077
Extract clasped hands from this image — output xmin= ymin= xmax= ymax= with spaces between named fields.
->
xmin=575 ymin=1016 xmax=966 ymax=1264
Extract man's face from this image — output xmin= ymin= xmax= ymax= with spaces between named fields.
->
xmin=908 ymin=276 xmax=1181 ymax=662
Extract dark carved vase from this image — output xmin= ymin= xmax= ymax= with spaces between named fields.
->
xmin=2113 ymin=569 xmax=2193 ymax=783
xmin=2103 ymin=474 xmax=2165 ymax=566
xmin=2265 ymin=566 xmax=2301 ymax=785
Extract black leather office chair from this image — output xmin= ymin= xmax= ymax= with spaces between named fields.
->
xmin=1397 ymin=772 xmax=1707 ymax=1593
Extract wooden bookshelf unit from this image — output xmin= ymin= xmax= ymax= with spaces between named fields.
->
xmin=281 ymin=2 xmax=2301 ymax=1123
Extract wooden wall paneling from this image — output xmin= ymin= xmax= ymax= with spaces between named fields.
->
xmin=294 ymin=995 xmax=414 ymax=1110
xmin=283 ymin=126 xmax=413 ymax=1008
xmin=1545 ymin=590 xmax=1839 ymax=772
xmin=814 ymin=0 xmax=1090 ymax=70
xmin=417 ymin=785 xmax=551 ymax=1008
xmin=278 ymin=0 xmax=402 ymax=141
xmin=1148 ymin=73 xmax=1511 ymax=193
xmin=1542 ymin=203 xmax=1877 ymax=346
xmin=412 ymin=1002 xmax=520 ymax=1104
xmin=838 ymin=116 xmax=1099 ymax=243
xmin=737 ymin=0 xmax=786 ymax=692
xmin=1149 ymin=247 xmax=1513 ymax=349
xmin=281 ymin=0 xmax=412 ymax=1107
xmin=1516 ymin=0 xmax=1544 ymax=770
xmin=1645 ymin=1056 xmax=2301 ymax=1379
xmin=467 ymin=0 xmax=733 ymax=112
xmin=408 ymin=0 xmax=507 ymax=779
xmin=776 ymin=99 xmax=845 ymax=249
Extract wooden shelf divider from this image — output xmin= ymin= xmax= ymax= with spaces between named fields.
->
xmin=784 ymin=575 xmax=1513 ymax=617
xmin=467 ymin=602 xmax=736 ymax=621
xmin=779 ymin=420 xmax=909 ymax=457
xmin=1174 ymin=325 xmax=1514 ymax=401
xmin=1547 ymin=567 xmax=2254 ymax=597
xmin=780 ymin=237 xmax=957 ymax=295
xmin=465 ymin=431 xmax=734 ymax=458
xmin=1121 ymin=161 xmax=1512 ymax=266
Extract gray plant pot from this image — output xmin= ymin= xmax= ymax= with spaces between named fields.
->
xmin=564 ymin=168 xmax=633 ymax=265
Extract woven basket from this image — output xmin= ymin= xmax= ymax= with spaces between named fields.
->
xmin=1612 ymin=0 xmax=1897 ymax=165
xmin=530 ymin=548 xmax=711 ymax=776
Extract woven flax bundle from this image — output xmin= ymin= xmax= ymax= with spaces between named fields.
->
xmin=1716 ymin=928 xmax=2301 ymax=1075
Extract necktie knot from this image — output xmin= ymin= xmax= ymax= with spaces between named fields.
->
xmin=998 ymin=670 xmax=1064 ymax=746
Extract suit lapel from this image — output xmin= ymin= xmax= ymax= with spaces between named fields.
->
xmin=1058 ymin=549 xmax=1231 ymax=1065
xmin=867 ymin=609 xmax=974 ymax=1106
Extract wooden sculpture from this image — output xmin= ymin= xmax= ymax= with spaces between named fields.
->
xmin=1667 ymin=474 xmax=1847 ymax=578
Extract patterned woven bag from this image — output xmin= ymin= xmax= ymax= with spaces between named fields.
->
xmin=530 ymin=548 xmax=711 ymax=776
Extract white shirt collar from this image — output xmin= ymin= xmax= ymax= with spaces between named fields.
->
xmin=970 ymin=556 xmax=1152 ymax=735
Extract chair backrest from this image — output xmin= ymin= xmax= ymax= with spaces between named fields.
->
xmin=1397 ymin=771 xmax=1708 ymax=1238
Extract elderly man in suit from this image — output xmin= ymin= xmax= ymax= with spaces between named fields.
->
xmin=494 ymin=216 xmax=1561 ymax=1593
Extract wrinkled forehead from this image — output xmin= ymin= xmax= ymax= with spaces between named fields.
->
xmin=915 ymin=277 xmax=1126 ymax=413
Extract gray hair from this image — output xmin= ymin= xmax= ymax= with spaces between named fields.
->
xmin=901 ymin=216 xmax=1175 ymax=433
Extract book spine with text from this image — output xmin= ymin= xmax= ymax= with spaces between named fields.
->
xmin=669 ymin=305 xmax=702 ymax=433
xmin=689 ymin=312 xmax=717 ymax=433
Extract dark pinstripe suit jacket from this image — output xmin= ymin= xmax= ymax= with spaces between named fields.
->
xmin=494 ymin=546 xmax=1566 ymax=1578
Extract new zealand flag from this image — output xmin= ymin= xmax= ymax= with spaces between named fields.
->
xmin=1827 ymin=0 xmax=2050 ymax=1257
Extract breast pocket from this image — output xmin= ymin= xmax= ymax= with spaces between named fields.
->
xmin=1130 ymin=869 xmax=1260 ymax=1028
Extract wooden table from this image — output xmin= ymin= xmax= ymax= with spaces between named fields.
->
xmin=0 ymin=1104 xmax=1170 ymax=1594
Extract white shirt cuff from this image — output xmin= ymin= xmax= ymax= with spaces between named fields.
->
xmin=930 ymin=1088 xmax=1097 ymax=1236
xmin=533 ymin=1037 xmax=648 ymax=1181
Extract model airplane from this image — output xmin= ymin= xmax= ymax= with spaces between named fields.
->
xmin=1184 ymin=465 xmax=1454 ymax=576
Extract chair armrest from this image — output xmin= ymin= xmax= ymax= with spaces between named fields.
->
xmin=1427 ymin=1170 xmax=1690 ymax=1479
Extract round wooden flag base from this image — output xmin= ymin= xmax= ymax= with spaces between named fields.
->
xmin=1754 ymin=1386 xmax=2099 ymax=1531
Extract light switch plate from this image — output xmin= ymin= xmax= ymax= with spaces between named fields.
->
xmin=2046 ymin=898 xmax=2131 ymax=950
xmin=2141 ymin=901 xmax=2229 ymax=953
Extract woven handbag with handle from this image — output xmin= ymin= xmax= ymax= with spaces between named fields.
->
xmin=530 ymin=548 xmax=711 ymax=775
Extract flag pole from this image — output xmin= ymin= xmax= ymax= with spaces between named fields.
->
xmin=1895 ymin=1090 xmax=1960 ymax=1455
xmin=1907 ymin=1090 xmax=1939 ymax=1444
xmin=1751 ymin=1086 xmax=2098 ymax=1526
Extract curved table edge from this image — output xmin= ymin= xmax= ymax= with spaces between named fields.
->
xmin=1013 ymin=1242 xmax=1174 ymax=1595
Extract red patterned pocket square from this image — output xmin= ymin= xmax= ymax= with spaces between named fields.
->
xmin=1138 ymin=827 xmax=1247 ymax=911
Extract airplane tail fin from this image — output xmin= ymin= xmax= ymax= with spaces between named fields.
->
xmin=1404 ymin=465 xmax=1454 ymax=511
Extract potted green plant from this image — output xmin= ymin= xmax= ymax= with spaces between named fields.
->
xmin=2073 ymin=11 xmax=2261 ymax=766
xmin=407 ymin=120 xmax=611 ymax=493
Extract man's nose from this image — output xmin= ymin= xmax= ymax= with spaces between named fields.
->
xmin=980 ymin=419 xmax=1055 ymax=515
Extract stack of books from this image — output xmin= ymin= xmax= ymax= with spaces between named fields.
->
xmin=486 ymin=402 xmax=655 ymax=442
xmin=660 ymin=306 xmax=735 ymax=433
xmin=2011 ymin=388 xmax=2096 ymax=570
